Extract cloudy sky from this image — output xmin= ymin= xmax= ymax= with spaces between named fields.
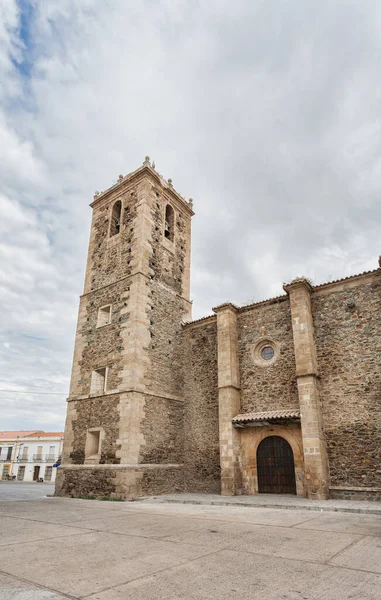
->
xmin=1 ymin=0 xmax=381 ymax=431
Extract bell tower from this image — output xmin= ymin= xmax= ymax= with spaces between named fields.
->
xmin=56 ymin=158 xmax=194 ymax=499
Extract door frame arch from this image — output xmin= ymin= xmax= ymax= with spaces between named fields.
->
xmin=240 ymin=424 xmax=305 ymax=497
xmin=257 ymin=434 xmax=296 ymax=494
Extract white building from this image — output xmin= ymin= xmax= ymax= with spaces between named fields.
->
xmin=0 ymin=431 xmax=64 ymax=482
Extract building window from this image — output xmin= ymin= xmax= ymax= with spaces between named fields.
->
xmin=164 ymin=204 xmax=174 ymax=242
xmin=97 ymin=305 xmax=112 ymax=327
xmin=252 ymin=339 xmax=279 ymax=367
xmin=90 ymin=367 xmax=108 ymax=395
xmin=110 ymin=200 xmax=122 ymax=237
xmin=45 ymin=466 xmax=53 ymax=481
xmin=46 ymin=446 xmax=55 ymax=462
xmin=2 ymin=465 xmax=10 ymax=479
xmin=17 ymin=466 xmax=25 ymax=481
xmin=6 ymin=447 xmax=12 ymax=460
xmin=34 ymin=446 xmax=43 ymax=461
xmin=261 ymin=346 xmax=274 ymax=360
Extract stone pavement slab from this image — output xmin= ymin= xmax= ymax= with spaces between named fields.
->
xmin=0 ymin=482 xmax=55 ymax=502
xmin=296 ymin=512 xmax=381 ymax=536
xmin=160 ymin=520 xmax=360 ymax=563
xmin=88 ymin=548 xmax=381 ymax=600
xmin=330 ymin=535 xmax=381 ymax=573
xmin=0 ymin=514 xmax=86 ymax=547
xmin=0 ymin=530 xmax=214 ymax=597
xmin=0 ymin=573 xmax=67 ymax=600
xmin=76 ymin=513 xmax=227 ymax=538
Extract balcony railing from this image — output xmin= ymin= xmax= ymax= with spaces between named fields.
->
xmin=0 ymin=457 xmax=12 ymax=462
xmin=18 ymin=457 xmax=28 ymax=463
xmin=33 ymin=454 xmax=43 ymax=462
xmin=45 ymin=454 xmax=56 ymax=462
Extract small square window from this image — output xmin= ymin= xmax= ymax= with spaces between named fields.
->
xmin=97 ymin=305 xmax=112 ymax=327
xmin=90 ymin=367 xmax=107 ymax=395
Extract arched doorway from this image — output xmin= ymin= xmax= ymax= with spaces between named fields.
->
xmin=257 ymin=436 xmax=296 ymax=494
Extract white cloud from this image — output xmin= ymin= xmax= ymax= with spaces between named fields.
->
xmin=1 ymin=0 xmax=381 ymax=429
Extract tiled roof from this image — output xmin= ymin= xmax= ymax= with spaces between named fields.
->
xmin=182 ymin=314 xmax=216 ymax=327
xmin=312 ymin=268 xmax=380 ymax=290
xmin=0 ymin=431 xmax=42 ymax=439
xmin=232 ymin=409 xmax=300 ymax=424
xmin=22 ymin=431 xmax=64 ymax=438
xmin=238 ymin=294 xmax=287 ymax=312
xmin=183 ymin=267 xmax=381 ymax=328
xmin=0 ymin=431 xmax=63 ymax=440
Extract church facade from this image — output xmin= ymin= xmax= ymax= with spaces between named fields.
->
xmin=56 ymin=159 xmax=381 ymax=502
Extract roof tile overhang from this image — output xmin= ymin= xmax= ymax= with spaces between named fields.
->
xmin=232 ymin=409 xmax=300 ymax=427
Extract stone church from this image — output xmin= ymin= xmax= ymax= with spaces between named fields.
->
xmin=56 ymin=158 xmax=381 ymax=502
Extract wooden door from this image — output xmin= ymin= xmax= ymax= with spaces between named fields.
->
xmin=1 ymin=465 xmax=9 ymax=480
xmin=257 ymin=436 xmax=296 ymax=494
xmin=33 ymin=466 xmax=40 ymax=481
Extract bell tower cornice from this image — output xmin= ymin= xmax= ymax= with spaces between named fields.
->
xmin=90 ymin=157 xmax=194 ymax=216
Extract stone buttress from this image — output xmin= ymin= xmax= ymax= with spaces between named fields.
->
xmin=284 ymin=279 xmax=329 ymax=499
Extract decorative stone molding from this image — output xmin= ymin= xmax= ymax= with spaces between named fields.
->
xmin=252 ymin=337 xmax=280 ymax=368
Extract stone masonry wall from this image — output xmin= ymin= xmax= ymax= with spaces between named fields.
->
xmin=183 ymin=319 xmax=220 ymax=492
xmin=56 ymin=465 xmax=184 ymax=499
xmin=237 ymin=299 xmax=298 ymax=413
xmin=146 ymin=282 xmax=185 ymax=398
xmin=139 ymin=183 xmax=190 ymax=469
xmin=69 ymin=395 xmax=121 ymax=464
xmin=312 ymin=278 xmax=381 ymax=488
xmin=56 ymin=467 xmax=117 ymax=499
xmin=140 ymin=395 xmax=184 ymax=464
xmin=89 ymin=190 xmax=138 ymax=291
xmin=150 ymin=189 xmax=188 ymax=296
xmin=76 ymin=279 xmax=131 ymax=396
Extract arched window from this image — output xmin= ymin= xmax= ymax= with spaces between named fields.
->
xmin=110 ymin=200 xmax=122 ymax=237
xmin=164 ymin=204 xmax=174 ymax=242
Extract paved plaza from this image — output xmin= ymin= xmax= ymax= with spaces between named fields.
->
xmin=0 ymin=481 xmax=55 ymax=502
xmin=1 ymin=484 xmax=381 ymax=599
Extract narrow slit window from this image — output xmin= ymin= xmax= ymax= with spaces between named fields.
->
xmin=97 ymin=305 xmax=112 ymax=327
xmin=90 ymin=367 xmax=107 ymax=395
xmin=110 ymin=200 xmax=122 ymax=237
xmin=164 ymin=204 xmax=174 ymax=242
